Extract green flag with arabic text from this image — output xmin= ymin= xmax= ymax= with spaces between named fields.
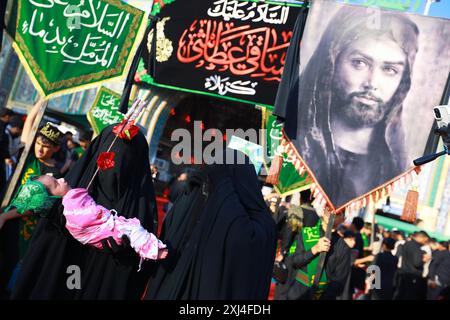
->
xmin=263 ymin=109 xmax=311 ymax=196
xmin=9 ymin=0 xmax=147 ymax=98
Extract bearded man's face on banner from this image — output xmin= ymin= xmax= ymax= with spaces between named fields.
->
xmin=282 ymin=1 xmax=450 ymax=210
xmin=332 ymin=35 xmax=407 ymax=128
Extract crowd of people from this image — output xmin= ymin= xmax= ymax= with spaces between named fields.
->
xmin=265 ymin=191 xmax=450 ymax=300
xmin=0 ymin=98 xmax=449 ymax=301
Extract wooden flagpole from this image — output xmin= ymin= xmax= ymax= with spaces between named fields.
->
xmin=311 ymin=212 xmax=335 ymax=297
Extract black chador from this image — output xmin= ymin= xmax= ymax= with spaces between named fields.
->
xmin=145 ymin=150 xmax=277 ymax=299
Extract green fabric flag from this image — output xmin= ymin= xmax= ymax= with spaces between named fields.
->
xmin=10 ymin=0 xmax=147 ymax=98
xmin=87 ymin=86 xmax=125 ymax=135
xmin=263 ymin=109 xmax=311 ymax=196
xmin=297 ymin=219 xmax=328 ymax=290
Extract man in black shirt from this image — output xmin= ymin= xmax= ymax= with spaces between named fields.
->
xmin=428 ymin=241 xmax=450 ymax=300
xmin=349 ymin=217 xmax=366 ymax=298
xmin=370 ymin=237 xmax=398 ymax=300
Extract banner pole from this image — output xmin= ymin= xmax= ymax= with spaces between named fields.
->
xmin=311 ymin=211 xmax=335 ymax=298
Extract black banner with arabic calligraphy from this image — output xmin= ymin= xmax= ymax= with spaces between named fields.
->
xmin=136 ymin=0 xmax=301 ymax=107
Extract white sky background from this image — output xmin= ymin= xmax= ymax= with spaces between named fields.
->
xmin=121 ymin=0 xmax=154 ymax=13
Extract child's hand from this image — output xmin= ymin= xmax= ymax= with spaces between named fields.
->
xmin=157 ymin=248 xmax=168 ymax=260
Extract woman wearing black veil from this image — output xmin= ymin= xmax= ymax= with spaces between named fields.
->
xmin=12 ymin=125 xmax=158 ymax=299
xmin=145 ymin=149 xmax=276 ymax=299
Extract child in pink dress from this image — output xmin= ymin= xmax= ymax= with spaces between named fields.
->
xmin=35 ymin=175 xmax=168 ymax=261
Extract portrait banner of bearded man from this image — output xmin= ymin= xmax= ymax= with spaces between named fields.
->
xmin=270 ymin=0 xmax=450 ymax=215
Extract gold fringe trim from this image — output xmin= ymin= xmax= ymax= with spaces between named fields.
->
xmin=281 ymin=132 xmax=422 ymax=216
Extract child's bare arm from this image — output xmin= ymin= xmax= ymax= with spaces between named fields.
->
xmin=0 ymin=208 xmax=32 ymax=230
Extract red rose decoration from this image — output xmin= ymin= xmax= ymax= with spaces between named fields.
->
xmin=113 ymin=120 xmax=140 ymax=140
xmin=97 ymin=152 xmax=115 ymax=171
xmin=112 ymin=119 xmax=127 ymax=134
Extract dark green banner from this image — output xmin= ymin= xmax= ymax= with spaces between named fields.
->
xmin=87 ymin=86 xmax=124 ymax=135
xmin=263 ymin=109 xmax=310 ymax=196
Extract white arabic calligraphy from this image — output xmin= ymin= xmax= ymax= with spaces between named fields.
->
xmin=99 ymin=93 xmax=120 ymax=108
xmin=23 ymin=0 xmax=130 ymax=67
xmin=205 ymin=75 xmax=258 ymax=96
xmin=93 ymin=93 xmax=123 ymax=125
xmin=207 ymin=0 xmax=290 ymax=25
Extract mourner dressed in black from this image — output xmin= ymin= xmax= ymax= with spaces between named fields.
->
xmin=145 ymin=150 xmax=277 ymax=299
xmin=393 ymin=231 xmax=429 ymax=300
xmin=12 ymin=125 xmax=158 ymax=299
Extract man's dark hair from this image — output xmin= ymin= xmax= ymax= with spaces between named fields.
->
xmin=9 ymin=115 xmax=24 ymax=129
xmin=352 ymin=217 xmax=364 ymax=231
xmin=415 ymin=231 xmax=430 ymax=239
xmin=0 ymin=107 xmax=14 ymax=118
xmin=300 ymin=189 xmax=312 ymax=205
xmin=337 ymin=224 xmax=347 ymax=235
xmin=343 ymin=230 xmax=355 ymax=239
xmin=79 ymin=130 xmax=93 ymax=142
xmin=438 ymin=241 xmax=449 ymax=250
xmin=382 ymin=237 xmax=396 ymax=251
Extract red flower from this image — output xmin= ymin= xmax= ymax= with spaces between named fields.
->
xmin=113 ymin=119 xmax=140 ymax=140
xmin=134 ymin=74 xmax=141 ymax=82
xmin=97 ymin=152 xmax=115 ymax=171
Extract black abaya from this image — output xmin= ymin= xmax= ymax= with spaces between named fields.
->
xmin=12 ymin=125 xmax=158 ymax=299
xmin=145 ymin=150 xmax=276 ymax=299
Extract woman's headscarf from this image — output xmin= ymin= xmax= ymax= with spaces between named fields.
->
xmin=66 ymin=124 xmax=157 ymax=231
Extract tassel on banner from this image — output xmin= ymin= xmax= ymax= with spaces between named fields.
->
xmin=414 ymin=166 xmax=422 ymax=175
xmin=266 ymin=154 xmax=283 ymax=185
xmin=299 ymin=164 xmax=305 ymax=175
